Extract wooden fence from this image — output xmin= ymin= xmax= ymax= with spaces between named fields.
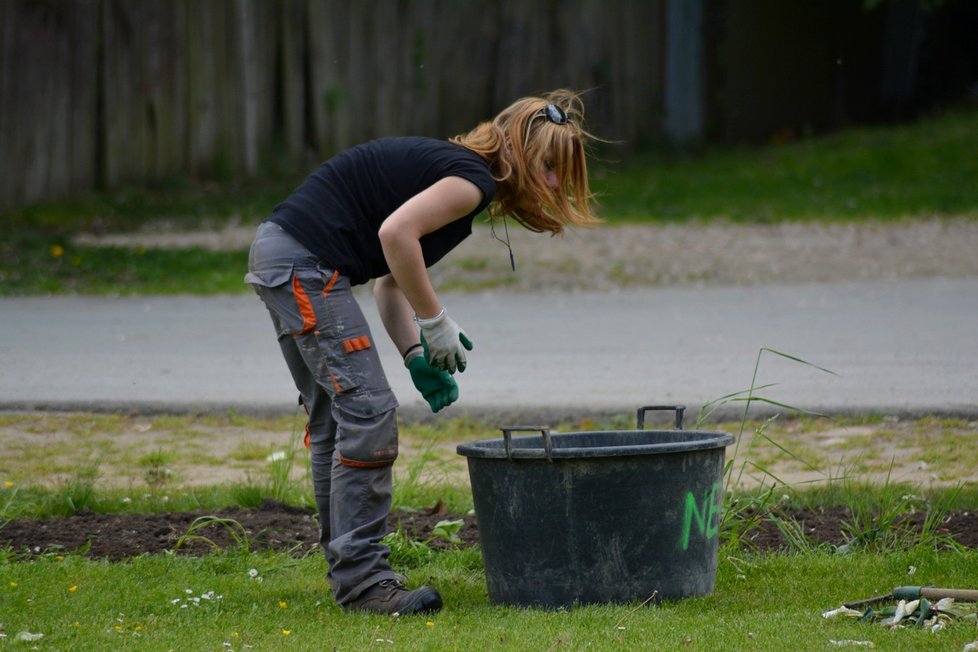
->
xmin=0 ymin=0 xmax=668 ymax=209
xmin=1 ymin=0 xmax=972 ymax=210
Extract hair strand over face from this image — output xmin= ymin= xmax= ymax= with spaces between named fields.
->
xmin=451 ymin=89 xmax=601 ymax=235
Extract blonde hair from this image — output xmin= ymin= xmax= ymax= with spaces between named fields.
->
xmin=451 ymin=89 xmax=601 ymax=235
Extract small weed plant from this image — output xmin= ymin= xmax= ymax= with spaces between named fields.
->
xmin=383 ymin=518 xmax=465 ymax=568
xmin=42 ymin=464 xmax=101 ymax=517
xmin=174 ymin=516 xmax=252 ymax=554
xmin=139 ymin=448 xmax=174 ymax=489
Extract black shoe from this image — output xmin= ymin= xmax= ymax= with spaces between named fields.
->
xmin=346 ymin=578 xmax=443 ymax=615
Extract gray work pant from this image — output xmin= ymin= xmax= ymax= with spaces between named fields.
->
xmin=245 ymin=221 xmax=400 ymax=605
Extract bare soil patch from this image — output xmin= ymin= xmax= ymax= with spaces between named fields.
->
xmin=1 ymin=501 xmax=975 ymax=560
xmin=0 ymin=500 xmax=479 ymax=561
xmin=742 ymin=506 xmax=978 ymax=552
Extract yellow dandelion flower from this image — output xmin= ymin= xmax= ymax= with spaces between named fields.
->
xmin=426 ymin=620 xmax=435 ymax=627
xmin=68 ymin=585 xmax=78 ymax=593
xmin=230 ymin=632 xmax=240 ymax=639
xmin=3 ymin=481 xmax=14 ymax=488
xmin=134 ymin=625 xmax=143 ymax=633
xmin=282 ymin=629 xmax=291 ymax=636
xmin=278 ymin=600 xmax=288 ymax=609
xmin=10 ymin=581 xmax=17 ymax=587
xmin=51 ymin=244 xmax=65 ymax=257
xmin=115 ymin=625 xmax=124 ymax=632
xmin=55 ymin=555 xmax=64 ymax=561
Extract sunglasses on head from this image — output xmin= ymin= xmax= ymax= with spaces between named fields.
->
xmin=542 ymin=103 xmax=568 ymax=125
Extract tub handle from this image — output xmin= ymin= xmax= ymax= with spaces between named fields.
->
xmin=500 ymin=426 xmax=553 ymax=461
xmin=636 ymin=405 xmax=685 ymax=430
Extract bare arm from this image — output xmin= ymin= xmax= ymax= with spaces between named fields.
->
xmin=373 ymin=273 xmax=420 ymax=358
xmin=377 ymin=176 xmax=483 ymax=320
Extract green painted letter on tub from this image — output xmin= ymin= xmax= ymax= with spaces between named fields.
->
xmin=680 ymin=482 xmax=721 ymax=551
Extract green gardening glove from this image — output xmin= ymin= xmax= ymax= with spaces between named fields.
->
xmin=406 ymin=354 xmax=459 ymax=413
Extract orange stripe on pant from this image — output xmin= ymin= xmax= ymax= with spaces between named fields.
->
xmin=328 ymin=369 xmax=345 ymax=394
xmin=292 ymin=270 xmax=339 ymax=335
xmin=293 ymin=270 xmax=348 ymax=395
xmin=322 ymin=269 xmax=340 ymax=297
xmin=292 ymin=276 xmax=317 ymax=335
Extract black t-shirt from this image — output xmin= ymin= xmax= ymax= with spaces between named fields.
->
xmin=268 ymin=137 xmax=497 ymax=286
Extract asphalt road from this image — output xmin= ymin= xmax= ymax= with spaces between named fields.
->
xmin=1 ymin=277 xmax=976 ymax=424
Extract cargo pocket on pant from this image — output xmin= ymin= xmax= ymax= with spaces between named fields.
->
xmin=324 ymin=333 xmax=399 ymax=421
xmin=328 ymin=338 xmax=399 ymax=427
xmin=244 ymin=264 xmax=293 ymax=288
xmin=335 ymin=405 xmax=399 ymax=468
xmin=245 ymin=264 xmax=301 ymax=337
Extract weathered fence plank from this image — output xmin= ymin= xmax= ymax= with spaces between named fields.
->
xmin=2 ymin=0 xmax=969 ymax=210
xmin=305 ymin=0 xmax=347 ymax=155
xmin=277 ymin=0 xmax=307 ymax=162
xmin=101 ymin=0 xmax=188 ymax=186
xmin=0 ymin=0 xmax=98 ymax=207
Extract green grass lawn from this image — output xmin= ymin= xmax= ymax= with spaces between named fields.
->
xmin=2 ymin=106 xmax=976 ymax=296
xmin=0 ymin=244 xmax=249 ymax=296
xmin=592 ymin=106 xmax=978 ymax=222
xmin=2 ymin=547 xmax=976 ymax=651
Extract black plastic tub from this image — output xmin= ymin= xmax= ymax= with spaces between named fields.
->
xmin=456 ymin=405 xmax=735 ymax=608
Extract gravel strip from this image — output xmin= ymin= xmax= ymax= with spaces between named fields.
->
xmin=74 ymin=217 xmax=978 ymax=290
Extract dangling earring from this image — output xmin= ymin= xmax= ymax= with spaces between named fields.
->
xmin=490 ymin=217 xmax=516 ymax=272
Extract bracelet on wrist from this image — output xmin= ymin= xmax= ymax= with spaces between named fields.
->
xmin=402 ymin=343 xmax=424 ymax=360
